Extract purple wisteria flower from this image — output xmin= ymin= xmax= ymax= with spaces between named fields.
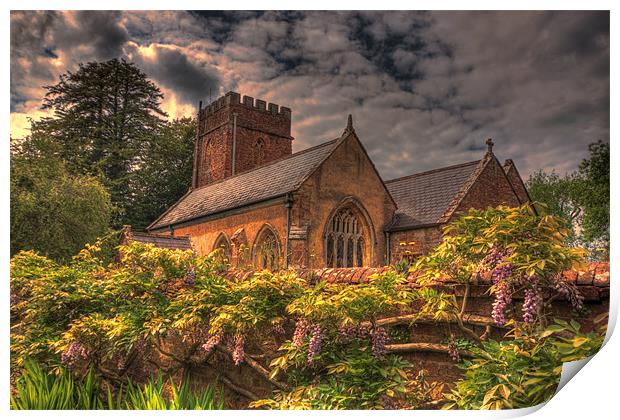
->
xmin=61 ymin=342 xmax=89 ymax=368
xmin=292 ymin=318 xmax=309 ymax=348
xmin=370 ymin=326 xmax=389 ymax=358
xmin=202 ymin=331 xmax=223 ymax=353
xmin=522 ymin=282 xmax=543 ymax=323
xmin=307 ymin=325 xmax=322 ymax=367
xmin=232 ymin=333 xmax=245 ymax=366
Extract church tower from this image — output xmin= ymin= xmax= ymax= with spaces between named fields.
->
xmin=192 ymin=91 xmax=293 ymax=188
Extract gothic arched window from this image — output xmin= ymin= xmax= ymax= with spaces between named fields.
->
xmin=325 ymin=207 xmax=366 ymax=268
xmin=254 ymin=138 xmax=265 ymax=166
xmin=253 ymin=226 xmax=279 ymax=271
xmin=213 ymin=234 xmax=231 ymax=263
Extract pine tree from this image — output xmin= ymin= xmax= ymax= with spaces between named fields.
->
xmin=33 ymin=59 xmax=167 ymax=226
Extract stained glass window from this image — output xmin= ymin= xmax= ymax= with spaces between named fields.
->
xmin=325 ymin=207 xmax=367 ymax=268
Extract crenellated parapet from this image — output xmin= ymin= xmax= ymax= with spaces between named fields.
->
xmin=199 ymin=91 xmax=292 ymax=121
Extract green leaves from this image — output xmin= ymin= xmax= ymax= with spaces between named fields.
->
xmin=443 ymin=321 xmax=606 ymax=410
xmin=10 ymin=360 xmax=224 ymax=410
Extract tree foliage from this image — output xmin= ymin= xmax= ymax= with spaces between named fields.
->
xmin=125 ymin=117 xmax=195 ymax=228
xmin=576 ymin=140 xmax=609 ymax=245
xmin=14 ymin=59 xmax=197 ymax=235
xmin=10 ymin=135 xmax=113 ymax=261
xmin=31 ymin=58 xmax=167 ymax=226
xmin=526 ymin=140 xmax=609 ymax=257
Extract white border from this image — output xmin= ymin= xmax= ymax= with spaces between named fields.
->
xmin=3 ymin=2 xmax=616 ymax=419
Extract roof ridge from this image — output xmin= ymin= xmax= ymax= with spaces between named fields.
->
xmin=188 ymin=138 xmax=340 ymax=193
xmin=132 ymin=231 xmax=191 ymax=239
xmin=384 ymin=159 xmax=481 ymax=184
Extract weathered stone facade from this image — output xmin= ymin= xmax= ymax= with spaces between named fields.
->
xmin=173 ymin=200 xmax=288 ymax=268
xmin=289 ymin=133 xmax=396 ymax=268
xmin=150 ymin=92 xmax=530 ymax=270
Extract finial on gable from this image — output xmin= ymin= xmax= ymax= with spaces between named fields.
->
xmin=486 ymin=138 xmax=494 ymax=154
xmin=343 ymin=114 xmax=355 ymax=135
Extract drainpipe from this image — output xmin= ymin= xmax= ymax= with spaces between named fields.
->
xmin=192 ymin=101 xmax=202 ymax=188
xmin=385 ymin=231 xmax=391 ymax=265
xmin=285 ymin=193 xmax=294 ymax=268
xmin=231 ymin=113 xmax=238 ymax=176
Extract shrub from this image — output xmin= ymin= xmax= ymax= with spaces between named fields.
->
xmin=443 ymin=319 xmax=605 ymax=409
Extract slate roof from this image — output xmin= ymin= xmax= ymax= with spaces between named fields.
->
xmin=127 ymin=231 xmax=194 ymax=251
xmin=385 ymin=160 xmax=482 ymax=230
xmin=149 ymin=138 xmax=341 ymax=230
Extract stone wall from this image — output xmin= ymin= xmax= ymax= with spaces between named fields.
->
xmin=389 ymin=226 xmax=443 ymax=263
xmin=293 ymin=133 xmax=396 ymax=268
xmin=224 ymin=262 xmax=609 ymax=387
xmin=173 ymin=200 xmax=288 ymax=267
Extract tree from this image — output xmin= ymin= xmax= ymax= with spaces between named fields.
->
xmin=526 ymin=170 xmax=580 ymax=240
xmin=125 ymin=117 xmax=196 ymax=228
xmin=526 ymin=140 xmax=609 ymax=257
xmin=576 ymin=140 xmax=609 ymax=246
xmin=11 ymin=134 xmax=113 ymax=261
xmin=33 ymin=59 xmax=166 ymax=226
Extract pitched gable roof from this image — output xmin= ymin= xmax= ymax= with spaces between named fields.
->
xmin=385 ymin=159 xmax=483 ymax=230
xmin=503 ymin=159 xmax=532 ymax=204
xmin=148 ymin=138 xmax=342 ymax=230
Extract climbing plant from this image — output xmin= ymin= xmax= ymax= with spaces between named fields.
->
xmin=10 ymin=203 xmax=604 ymax=410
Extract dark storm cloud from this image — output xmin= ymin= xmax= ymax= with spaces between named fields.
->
xmin=11 ymin=11 xmax=609 ymax=181
xmin=55 ymin=11 xmax=129 ymax=60
xmin=130 ymin=44 xmax=220 ymax=104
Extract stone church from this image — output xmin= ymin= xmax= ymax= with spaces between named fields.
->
xmin=143 ymin=91 xmax=530 ymax=270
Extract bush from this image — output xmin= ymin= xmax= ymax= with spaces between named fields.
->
xmin=11 ymin=148 xmax=113 ymax=262
xmin=443 ymin=319 xmax=605 ymax=409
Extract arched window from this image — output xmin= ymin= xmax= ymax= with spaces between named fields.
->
xmin=213 ymin=234 xmax=231 ymax=263
xmin=253 ymin=226 xmax=279 ymax=271
xmin=254 ymin=138 xmax=265 ymax=166
xmin=325 ymin=207 xmax=366 ymax=268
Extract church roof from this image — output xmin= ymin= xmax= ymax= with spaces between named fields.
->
xmin=148 ymin=138 xmax=341 ymax=230
xmin=385 ymin=159 xmax=482 ymax=230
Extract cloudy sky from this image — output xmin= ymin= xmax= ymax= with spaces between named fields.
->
xmin=10 ymin=10 xmax=609 ymax=180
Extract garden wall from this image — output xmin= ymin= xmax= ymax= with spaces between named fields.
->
xmin=220 ymin=262 xmax=609 ymax=392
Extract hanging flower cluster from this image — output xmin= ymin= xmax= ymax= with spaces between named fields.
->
xmin=447 ymin=337 xmax=461 ymax=362
xmin=486 ymin=246 xmax=515 ymax=326
xmin=183 ymin=266 xmax=196 ymax=287
xmin=232 ymin=334 xmax=245 ymax=366
xmin=522 ymin=282 xmax=543 ymax=323
xmin=201 ymin=331 xmax=223 ymax=353
xmin=554 ymin=279 xmax=584 ymax=311
xmin=61 ymin=342 xmax=89 ymax=368
xmin=272 ymin=319 xmax=286 ymax=336
xmin=292 ymin=318 xmax=309 ymax=348
xmin=370 ymin=326 xmax=389 ymax=359
xmin=337 ymin=323 xmax=357 ymax=342
xmin=306 ymin=325 xmax=323 ymax=367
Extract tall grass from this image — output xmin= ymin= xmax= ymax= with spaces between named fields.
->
xmin=11 ymin=360 xmax=224 ymax=410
